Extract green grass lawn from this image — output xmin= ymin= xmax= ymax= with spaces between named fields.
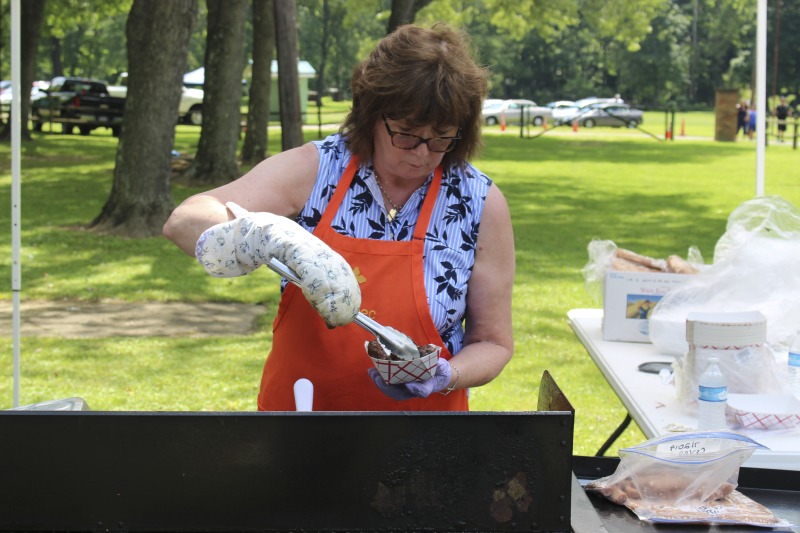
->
xmin=1 ymin=115 xmax=799 ymax=456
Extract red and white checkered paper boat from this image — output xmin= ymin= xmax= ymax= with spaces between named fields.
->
xmin=728 ymin=393 xmax=800 ymax=430
xmin=366 ymin=343 xmax=440 ymax=385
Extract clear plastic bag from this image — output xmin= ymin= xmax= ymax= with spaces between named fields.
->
xmin=649 ymin=196 xmax=800 ymax=356
xmin=713 ymin=195 xmax=800 ymax=264
xmin=581 ymin=239 xmax=703 ymax=304
xmin=581 ymin=239 xmax=618 ymax=304
xmin=585 ymin=431 xmax=790 ymax=526
xmin=673 ymin=343 xmax=786 ymax=412
xmin=587 ymin=431 xmax=764 ymax=508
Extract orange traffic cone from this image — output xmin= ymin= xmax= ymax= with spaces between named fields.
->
xmin=500 ymin=111 xmax=506 ymax=131
xmin=680 ymin=119 xmax=686 ymax=137
xmin=571 ymin=120 xmax=578 ymax=132
xmin=665 ymin=128 xmax=672 ymax=140
xmin=543 ymin=117 xmax=548 ymax=130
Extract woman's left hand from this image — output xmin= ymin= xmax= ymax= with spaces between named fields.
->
xmin=368 ymin=358 xmax=452 ymax=400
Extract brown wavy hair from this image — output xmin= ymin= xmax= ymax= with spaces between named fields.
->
xmin=340 ymin=23 xmax=489 ymax=169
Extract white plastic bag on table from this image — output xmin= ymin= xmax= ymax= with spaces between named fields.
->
xmin=713 ymin=195 xmax=800 ymax=264
xmin=672 ymin=310 xmax=788 ymax=411
xmin=649 ymin=196 xmax=800 ymax=356
xmin=581 ymin=239 xmax=617 ymax=304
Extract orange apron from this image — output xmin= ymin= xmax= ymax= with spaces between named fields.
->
xmin=257 ymin=157 xmax=468 ymax=411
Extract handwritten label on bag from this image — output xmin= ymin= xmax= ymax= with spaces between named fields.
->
xmin=655 ymin=438 xmax=722 ymax=457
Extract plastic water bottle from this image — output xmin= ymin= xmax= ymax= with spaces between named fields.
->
xmin=789 ymin=334 xmax=800 ymax=399
xmin=697 ymin=357 xmax=728 ymax=430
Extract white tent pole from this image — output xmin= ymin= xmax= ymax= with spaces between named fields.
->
xmin=755 ymin=0 xmax=767 ymax=197
xmin=11 ymin=0 xmax=22 ymax=407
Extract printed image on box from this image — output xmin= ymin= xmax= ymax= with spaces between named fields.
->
xmin=603 ymin=271 xmax=689 ymax=343
xmin=625 ymin=294 xmax=664 ymax=320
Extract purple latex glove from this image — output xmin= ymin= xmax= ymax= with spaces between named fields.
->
xmin=368 ymin=358 xmax=453 ymax=401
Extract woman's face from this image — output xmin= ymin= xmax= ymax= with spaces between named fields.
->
xmin=374 ymin=115 xmax=458 ymax=181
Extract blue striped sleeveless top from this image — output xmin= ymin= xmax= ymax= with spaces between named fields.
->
xmin=296 ymin=134 xmax=491 ymax=355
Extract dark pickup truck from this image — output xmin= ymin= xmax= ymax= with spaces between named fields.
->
xmin=31 ymin=77 xmax=125 ymax=137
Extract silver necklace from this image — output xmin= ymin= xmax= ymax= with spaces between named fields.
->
xmin=374 ymin=170 xmax=404 ymax=222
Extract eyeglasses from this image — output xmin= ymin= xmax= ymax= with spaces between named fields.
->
xmin=382 ymin=115 xmax=460 ymax=153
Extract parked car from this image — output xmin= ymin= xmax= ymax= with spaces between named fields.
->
xmin=108 ymin=72 xmax=205 ymax=125
xmin=546 ymin=100 xmax=577 ymax=125
xmin=573 ymin=103 xmax=643 ymax=128
xmin=0 ymin=80 xmax=48 ymax=118
xmin=482 ymin=99 xmax=553 ymax=126
xmin=545 ymin=100 xmax=575 ymax=111
xmin=31 ymin=76 xmax=126 ymax=136
xmin=554 ymin=104 xmax=594 ymax=125
xmin=574 ymin=95 xmax=623 ymax=107
xmin=554 ymin=100 xmax=619 ymax=126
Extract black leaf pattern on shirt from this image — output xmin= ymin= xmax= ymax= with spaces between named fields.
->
xmin=331 ymin=216 xmax=357 ymax=237
xmin=444 ymin=194 xmax=473 ymax=224
xmin=349 ymin=191 xmax=374 ymax=215
xmin=395 ymin=221 xmax=411 ymax=241
xmin=433 ymin=260 xmax=463 ymax=301
xmin=301 ymin=207 xmax=323 ymax=230
xmin=367 ymin=216 xmax=386 ymax=239
xmin=459 ymin=227 xmax=476 ymax=252
xmin=318 ymin=139 xmax=343 ymax=159
xmin=319 ymin=182 xmax=334 ymax=202
xmin=441 ymin=325 xmax=457 ymax=354
xmin=352 ymin=171 xmax=368 ymax=190
xmin=426 ymin=226 xmax=459 ymax=253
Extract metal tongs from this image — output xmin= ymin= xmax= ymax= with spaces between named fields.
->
xmin=266 ymin=258 xmax=421 ymax=360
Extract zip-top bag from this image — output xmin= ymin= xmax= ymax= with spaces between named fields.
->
xmin=586 ymin=431 xmax=791 ymax=527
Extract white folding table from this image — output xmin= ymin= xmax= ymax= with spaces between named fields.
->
xmin=568 ymin=308 xmax=800 ymax=471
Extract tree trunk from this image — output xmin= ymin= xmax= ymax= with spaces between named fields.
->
xmin=0 ymin=0 xmax=46 ymax=141
xmin=184 ymin=0 xmax=248 ymax=186
xmin=315 ymin=0 xmax=330 ymax=98
xmin=241 ymin=0 xmax=274 ymax=165
xmin=50 ymin=36 xmax=64 ymax=77
xmin=387 ymin=0 xmax=431 ymax=34
xmin=274 ymin=0 xmax=303 ymax=151
xmin=0 ymin=5 xmax=3 ymax=96
xmin=91 ymin=0 xmax=198 ymax=237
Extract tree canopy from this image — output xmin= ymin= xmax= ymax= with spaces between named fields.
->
xmin=1 ymin=0 xmax=797 ymax=238
xmin=2 ymin=0 xmax=796 ymax=110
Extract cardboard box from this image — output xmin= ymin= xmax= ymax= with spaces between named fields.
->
xmin=602 ymin=270 xmax=690 ymax=342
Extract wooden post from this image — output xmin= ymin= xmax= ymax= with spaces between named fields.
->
xmin=714 ymin=88 xmax=739 ymax=142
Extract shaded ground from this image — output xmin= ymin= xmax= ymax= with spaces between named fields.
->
xmin=0 ymin=299 xmax=268 ymax=338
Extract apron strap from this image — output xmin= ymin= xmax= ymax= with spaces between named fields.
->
xmin=316 ymin=156 xmax=442 ymax=242
xmin=317 ymin=156 xmax=360 ymax=230
xmin=412 ymin=166 xmax=442 ymax=241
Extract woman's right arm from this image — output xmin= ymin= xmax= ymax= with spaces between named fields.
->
xmin=163 ymin=142 xmax=320 ymax=256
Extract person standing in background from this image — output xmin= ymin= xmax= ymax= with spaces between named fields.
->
xmin=774 ymin=96 xmax=792 ymax=143
xmin=736 ymin=100 xmax=749 ymax=139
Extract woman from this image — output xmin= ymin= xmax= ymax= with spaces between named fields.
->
xmin=736 ymin=100 xmax=748 ymax=138
xmin=163 ymin=23 xmax=515 ymax=411
xmin=748 ymin=107 xmax=757 ymax=140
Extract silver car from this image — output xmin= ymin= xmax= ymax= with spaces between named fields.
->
xmin=482 ymin=99 xmax=553 ymax=126
xmin=572 ymin=103 xmax=643 ymax=128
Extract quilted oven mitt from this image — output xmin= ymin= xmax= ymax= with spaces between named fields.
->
xmin=195 ymin=203 xmax=361 ymax=327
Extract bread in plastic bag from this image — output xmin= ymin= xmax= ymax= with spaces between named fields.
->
xmin=581 ymin=239 xmax=703 ymax=304
xmin=649 ymin=196 xmax=800 ymax=357
xmin=585 ymin=431 xmax=790 ymax=526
